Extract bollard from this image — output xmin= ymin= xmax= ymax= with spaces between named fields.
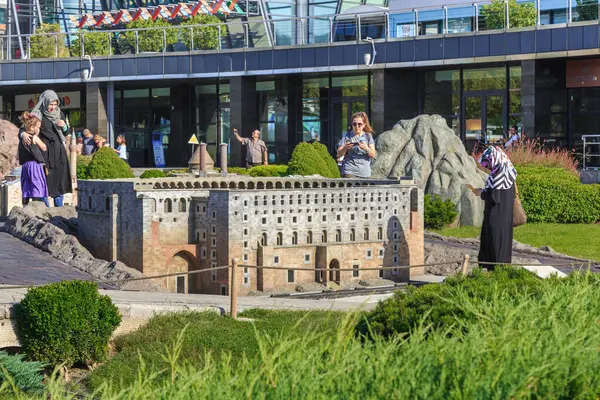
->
xmin=230 ymin=258 xmax=238 ymax=319
xmin=461 ymin=254 xmax=470 ymax=277
xmin=219 ymin=143 xmax=228 ymax=176
xmin=69 ymin=131 xmax=78 ymax=206
xmin=199 ymin=143 xmax=207 ymax=176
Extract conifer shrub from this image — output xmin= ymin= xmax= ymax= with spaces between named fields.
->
xmin=288 ymin=142 xmax=340 ymax=178
xmin=76 ymin=155 xmax=93 ymax=180
xmin=357 ymin=266 xmax=542 ymax=338
xmin=424 ymin=194 xmax=458 ymax=229
xmin=248 ymin=165 xmax=289 ymax=177
xmin=86 ymin=147 xmax=134 ymax=180
xmin=139 ymin=169 xmax=166 ymax=179
xmin=0 ymin=351 xmax=45 ymax=394
xmin=15 ymin=280 xmax=121 ymax=367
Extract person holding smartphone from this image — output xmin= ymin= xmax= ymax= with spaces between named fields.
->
xmin=336 ymin=112 xmax=377 ymax=178
xmin=466 ymin=145 xmax=517 ymax=271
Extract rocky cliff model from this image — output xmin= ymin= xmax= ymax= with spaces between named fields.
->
xmin=0 ymin=120 xmax=19 ymax=180
xmin=3 ymin=203 xmax=163 ymax=292
xmin=372 ymin=115 xmax=487 ymax=226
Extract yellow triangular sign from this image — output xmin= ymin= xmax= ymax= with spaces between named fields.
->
xmin=188 ymin=134 xmax=199 ymax=145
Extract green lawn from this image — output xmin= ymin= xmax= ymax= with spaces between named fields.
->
xmin=86 ymin=309 xmax=346 ymax=393
xmin=435 ymin=223 xmax=600 ymax=261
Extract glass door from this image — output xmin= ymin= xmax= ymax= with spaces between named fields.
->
xmin=462 ymin=93 xmax=506 ymax=153
xmin=330 ymin=98 xmax=368 ymax=152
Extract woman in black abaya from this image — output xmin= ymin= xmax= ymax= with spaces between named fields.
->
xmin=471 ymin=146 xmax=516 ymax=270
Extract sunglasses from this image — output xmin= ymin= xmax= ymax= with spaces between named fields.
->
xmin=352 ymin=122 xmax=364 ymax=127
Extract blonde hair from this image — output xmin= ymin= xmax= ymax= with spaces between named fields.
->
xmin=351 ymin=112 xmax=374 ymax=134
xmin=20 ymin=112 xmax=41 ymax=134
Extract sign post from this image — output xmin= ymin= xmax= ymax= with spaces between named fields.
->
xmin=188 ymin=134 xmax=200 ymax=175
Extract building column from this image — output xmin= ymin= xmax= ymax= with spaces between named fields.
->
xmin=106 ymin=82 xmax=115 ymax=146
xmin=230 ymin=76 xmax=257 ymax=167
xmin=86 ymin=82 xmax=108 ymax=137
xmin=168 ymin=84 xmax=193 ymax=167
xmin=287 ymin=75 xmax=302 ymax=157
xmin=371 ymin=69 xmax=419 ymax=135
xmin=521 ymin=60 xmax=535 ymax=137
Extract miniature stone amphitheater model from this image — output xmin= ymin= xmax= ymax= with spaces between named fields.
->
xmin=77 ymin=176 xmax=424 ymax=295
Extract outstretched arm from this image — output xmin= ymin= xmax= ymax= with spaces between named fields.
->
xmin=233 ymin=129 xmax=244 ymax=144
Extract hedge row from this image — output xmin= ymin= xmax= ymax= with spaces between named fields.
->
xmin=517 ymin=166 xmax=600 ymax=224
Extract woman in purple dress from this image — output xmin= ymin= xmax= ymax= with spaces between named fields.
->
xmin=18 ymin=112 xmax=49 ymax=206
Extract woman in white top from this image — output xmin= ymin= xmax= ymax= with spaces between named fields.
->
xmin=114 ymin=135 xmax=128 ymax=164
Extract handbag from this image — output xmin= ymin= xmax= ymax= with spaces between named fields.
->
xmin=513 ymin=182 xmax=527 ymax=227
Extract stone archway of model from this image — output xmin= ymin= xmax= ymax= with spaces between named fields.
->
xmin=371 ymin=115 xmax=487 ymax=227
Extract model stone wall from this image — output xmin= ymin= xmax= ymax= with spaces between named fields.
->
xmin=77 ymin=177 xmax=424 ymax=295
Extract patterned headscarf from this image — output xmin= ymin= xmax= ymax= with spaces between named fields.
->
xmin=478 ymin=146 xmax=517 ymax=190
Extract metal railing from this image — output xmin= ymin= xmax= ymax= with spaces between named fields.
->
xmin=0 ymin=0 xmax=598 ymax=61
xmin=1 ymin=254 xmax=595 ymax=319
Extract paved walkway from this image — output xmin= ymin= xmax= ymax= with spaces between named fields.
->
xmin=0 ymin=287 xmax=392 ymax=312
xmin=0 ymin=231 xmax=96 ymax=286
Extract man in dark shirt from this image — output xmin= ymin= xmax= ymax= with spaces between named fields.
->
xmin=81 ymin=129 xmax=97 ymax=155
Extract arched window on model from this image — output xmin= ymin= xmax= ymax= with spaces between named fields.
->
xmin=88 ymin=196 xmax=92 ymax=210
xmin=336 ymin=229 xmax=342 ymax=243
xmin=322 ymin=230 xmax=328 ymax=243
xmin=164 ymin=199 xmax=172 ymax=213
xmin=277 ymin=232 xmax=283 ymax=246
xmin=377 ymin=227 xmax=383 ymax=240
xmin=292 ymin=231 xmax=298 ymax=245
xmin=307 ymin=231 xmax=313 ymax=244
xmin=364 ymin=227 xmax=369 ymax=241
xmin=261 ymin=233 xmax=268 ymax=246
xmin=350 ymin=228 xmax=356 ymax=241
xmin=179 ymin=198 xmax=186 ymax=213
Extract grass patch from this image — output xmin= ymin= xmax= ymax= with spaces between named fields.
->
xmin=86 ymin=309 xmax=344 ymax=392
xmin=8 ymin=269 xmax=600 ymax=398
xmin=434 ymin=223 xmax=600 ymax=261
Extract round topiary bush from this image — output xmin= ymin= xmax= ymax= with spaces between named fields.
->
xmin=16 ymin=280 xmax=121 ymax=367
xmin=288 ymin=142 xmax=340 ymax=178
xmin=86 ymin=147 xmax=134 ymax=180
xmin=140 ymin=169 xmax=166 ymax=179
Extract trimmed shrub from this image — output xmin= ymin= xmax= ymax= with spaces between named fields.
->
xmin=165 ymin=168 xmax=189 ymax=177
xmin=15 ymin=280 xmax=121 ymax=367
xmin=248 ymin=165 xmax=289 ymax=177
xmin=0 ymin=351 xmax=45 ymax=394
xmin=517 ymin=166 xmax=600 ymax=223
xmin=357 ymin=266 xmax=542 ymax=338
xmin=310 ymin=141 xmax=341 ymax=178
xmin=86 ymin=147 xmax=134 ymax=180
xmin=76 ymin=154 xmax=93 ymax=180
xmin=424 ymin=194 xmax=457 ymax=229
xmin=227 ymin=167 xmax=250 ymax=175
xmin=140 ymin=169 xmax=166 ymax=179
xmin=288 ymin=142 xmax=340 ymax=178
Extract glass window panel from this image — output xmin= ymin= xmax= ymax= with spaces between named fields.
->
xmin=331 ymin=75 xmax=368 ymax=97
xmin=463 ymin=67 xmax=507 ymax=91
xmin=509 ymin=91 xmax=521 ymax=115
xmin=486 ymin=95 xmax=504 ymax=143
xmin=423 ymin=93 xmax=460 ymax=116
xmin=424 ymin=70 xmax=460 ymax=93
xmin=571 ymin=88 xmax=600 ymax=112
xmin=510 ymin=66 xmax=522 ymax=89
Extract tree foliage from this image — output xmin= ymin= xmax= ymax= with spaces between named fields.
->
xmin=180 ymin=14 xmax=221 ymax=50
xmin=30 ymin=24 xmax=68 ymax=59
xmin=576 ymin=0 xmax=598 ymax=21
xmin=481 ymin=0 xmax=537 ymax=30
xmin=125 ymin=19 xmax=177 ymax=53
xmin=70 ymin=30 xmax=111 ymax=57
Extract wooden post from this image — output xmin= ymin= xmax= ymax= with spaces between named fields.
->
xmin=230 ymin=258 xmax=238 ymax=319
xmin=461 ymin=254 xmax=470 ymax=277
